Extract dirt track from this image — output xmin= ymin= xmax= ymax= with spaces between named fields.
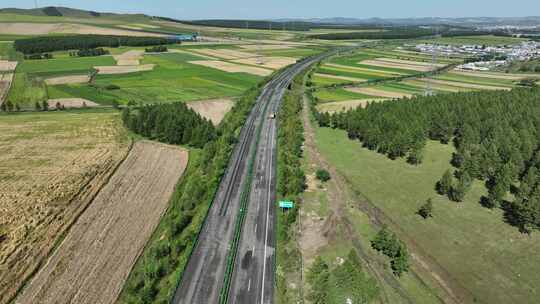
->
xmin=16 ymin=141 xmax=188 ymax=304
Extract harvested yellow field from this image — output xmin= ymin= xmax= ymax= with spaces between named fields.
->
xmin=189 ymin=60 xmax=272 ymax=76
xmin=44 ymin=75 xmax=90 ymax=85
xmin=450 ymin=70 xmax=540 ymax=80
xmin=316 ymin=99 xmax=384 ymax=113
xmin=325 ymin=63 xmax=405 ymax=76
xmin=189 ymin=48 xmax=255 ymax=60
xmin=169 ymin=49 xmax=217 ymax=60
xmin=0 ymin=60 xmax=17 ymax=72
xmin=429 ymin=79 xmax=511 ymax=91
xmin=95 ymin=64 xmax=155 ymax=75
xmin=0 ymin=73 xmax=14 ymax=105
xmin=376 ymin=57 xmax=445 ymax=68
xmin=361 ymin=59 xmax=435 ymax=72
xmin=0 ymin=111 xmax=130 ymax=304
xmin=187 ymin=98 xmax=234 ymax=125
xmin=239 ymin=44 xmax=292 ymax=50
xmin=0 ymin=23 xmax=165 ymax=37
xmin=231 ymin=56 xmax=296 ymax=69
xmin=314 ymin=73 xmax=367 ymax=83
xmin=47 ymin=98 xmax=100 ymax=109
xmin=16 ymin=141 xmax=188 ymax=304
xmin=113 ymin=50 xmax=145 ymax=66
xmin=346 ymin=86 xmax=414 ymax=99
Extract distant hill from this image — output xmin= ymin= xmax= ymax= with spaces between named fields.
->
xmin=0 ymin=6 xmax=151 ymax=21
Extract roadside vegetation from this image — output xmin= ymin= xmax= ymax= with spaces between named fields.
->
xmin=275 ymin=71 xmax=306 ymax=304
xmin=118 ymin=80 xmax=270 ymax=304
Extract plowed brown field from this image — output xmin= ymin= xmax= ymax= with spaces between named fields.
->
xmin=16 ymin=141 xmax=188 ymax=304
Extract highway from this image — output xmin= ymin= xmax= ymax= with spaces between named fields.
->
xmin=173 ymin=48 xmax=349 ymax=304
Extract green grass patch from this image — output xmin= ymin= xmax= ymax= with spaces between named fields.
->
xmin=17 ymin=56 xmax=115 ymax=74
xmin=418 ymin=35 xmax=528 ymax=46
xmin=315 ymin=127 xmax=540 ymax=304
xmin=7 ymin=73 xmax=47 ymax=107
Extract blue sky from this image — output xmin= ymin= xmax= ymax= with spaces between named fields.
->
xmin=2 ymin=0 xmax=540 ymax=20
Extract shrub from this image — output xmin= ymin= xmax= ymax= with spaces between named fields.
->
xmin=315 ymin=168 xmax=331 ymax=182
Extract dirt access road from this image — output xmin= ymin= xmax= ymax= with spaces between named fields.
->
xmin=16 ymin=141 xmax=188 ymax=304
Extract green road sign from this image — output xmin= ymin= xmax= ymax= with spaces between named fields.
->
xmin=279 ymin=201 xmax=294 ymax=209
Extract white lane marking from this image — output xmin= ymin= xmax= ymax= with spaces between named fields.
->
xmin=260 ymin=118 xmax=275 ymax=304
xmin=248 ymin=278 xmax=252 ymax=291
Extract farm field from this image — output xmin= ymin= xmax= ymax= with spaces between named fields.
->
xmin=46 ymin=52 xmax=262 ymax=105
xmin=417 ymin=35 xmax=528 ymax=46
xmin=0 ymin=109 xmax=130 ymax=304
xmin=16 ymin=140 xmax=188 ymax=304
xmin=314 ymin=127 xmax=540 ymax=304
xmin=186 ymin=98 xmax=234 ymax=125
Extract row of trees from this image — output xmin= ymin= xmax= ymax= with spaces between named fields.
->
xmin=119 ymin=80 xmax=273 ymax=303
xmin=14 ymin=35 xmax=178 ymax=54
xmin=312 ymin=87 xmax=540 ymax=232
xmin=307 ymin=251 xmax=379 ymax=304
xmin=70 ymin=48 xmax=110 ymax=57
xmin=275 ymin=72 xmax=307 ymax=303
xmin=24 ymin=53 xmax=53 ymax=60
xmin=145 ymin=45 xmax=168 ymax=53
xmin=122 ymin=102 xmax=216 ymax=148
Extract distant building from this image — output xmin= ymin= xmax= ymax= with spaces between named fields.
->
xmin=171 ymin=33 xmax=198 ymax=42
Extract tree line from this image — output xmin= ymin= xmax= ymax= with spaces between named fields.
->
xmin=275 ymin=71 xmax=307 ymax=303
xmin=122 ymin=102 xmax=215 ymax=148
xmin=14 ymin=35 xmax=178 ymax=54
xmin=311 ymin=87 xmax=540 ymax=233
xmin=70 ymin=48 xmax=110 ymax=57
xmin=119 ymin=79 xmax=274 ymax=303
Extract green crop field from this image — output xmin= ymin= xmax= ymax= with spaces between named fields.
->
xmin=47 ymin=52 xmax=262 ymax=104
xmin=315 ymin=127 xmax=540 ymax=304
xmin=314 ymin=87 xmax=380 ymax=102
xmin=17 ymin=56 xmax=115 ymax=74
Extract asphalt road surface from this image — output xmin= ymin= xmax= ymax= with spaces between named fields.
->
xmin=173 ymin=48 xmax=351 ymax=304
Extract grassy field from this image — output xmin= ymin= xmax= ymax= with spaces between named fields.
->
xmin=314 ymin=87 xmax=380 ymax=102
xmin=314 ymin=127 xmax=540 ymax=304
xmin=17 ymin=56 xmax=115 ymax=74
xmin=47 ymin=52 xmax=262 ymax=104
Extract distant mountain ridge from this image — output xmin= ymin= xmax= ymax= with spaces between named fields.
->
xmin=275 ymin=16 xmax=540 ymax=26
xmin=0 ymin=6 xmax=149 ymax=20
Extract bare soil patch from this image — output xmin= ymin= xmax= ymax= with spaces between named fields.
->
xmin=16 ymin=141 xmax=188 ymax=304
xmin=189 ymin=48 xmax=255 ymax=60
xmin=0 ymin=60 xmax=17 ymax=72
xmin=47 ymin=98 xmax=99 ymax=109
xmin=44 ymin=75 xmax=90 ymax=85
xmin=361 ymin=59 xmax=434 ymax=72
xmin=95 ymin=64 xmax=155 ymax=75
xmin=402 ymin=79 xmax=464 ymax=92
xmin=0 ymin=112 xmax=129 ymax=304
xmin=186 ymin=98 xmax=234 ymax=125
xmin=188 ymin=60 xmax=272 ymax=76
xmin=0 ymin=23 xmax=165 ymax=37
xmin=169 ymin=49 xmax=217 ymax=60
xmin=346 ymin=86 xmax=413 ymax=99
xmin=231 ymin=56 xmax=296 ymax=69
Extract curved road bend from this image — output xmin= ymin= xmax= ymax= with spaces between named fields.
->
xmin=173 ymin=48 xmax=353 ymax=304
